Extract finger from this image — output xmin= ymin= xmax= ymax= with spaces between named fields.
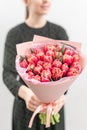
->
xmin=30 ymin=97 xmax=41 ymax=106
xmin=27 ymin=102 xmax=37 ymax=112
xmin=32 ymin=95 xmax=41 ymax=104
xmin=52 ymin=101 xmax=65 ymax=115
xmin=52 ymin=96 xmax=65 ymax=114
xmin=28 ymin=106 xmax=35 ymax=112
xmin=60 ymin=95 xmax=66 ymax=102
xmin=54 ymin=95 xmax=65 ymax=105
xmin=54 ymin=103 xmax=63 ymax=114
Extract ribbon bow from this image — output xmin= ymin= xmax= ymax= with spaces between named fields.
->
xmin=28 ymin=102 xmax=55 ymax=128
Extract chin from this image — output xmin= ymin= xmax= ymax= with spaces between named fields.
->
xmin=41 ymin=11 xmax=49 ymax=15
xmin=40 ymin=9 xmax=50 ymax=15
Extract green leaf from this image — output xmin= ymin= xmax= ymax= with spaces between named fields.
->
xmin=50 ymin=115 xmax=55 ymax=125
xmin=56 ymin=48 xmax=58 ymax=52
xmin=61 ymin=43 xmax=66 ymax=54
xmin=58 ymin=52 xmax=62 ymax=62
xmin=50 ymin=77 xmax=53 ymax=81
xmin=20 ymin=55 xmax=25 ymax=61
xmin=30 ymin=67 xmax=34 ymax=73
xmin=58 ymin=52 xmax=60 ymax=59
xmin=39 ymin=113 xmax=46 ymax=125
xmin=30 ymin=48 xmax=35 ymax=53
xmin=53 ymin=113 xmax=60 ymax=123
xmin=39 ymin=113 xmax=44 ymax=124
xmin=43 ymin=113 xmax=46 ymax=125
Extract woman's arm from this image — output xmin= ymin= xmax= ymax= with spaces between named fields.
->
xmin=2 ymin=28 xmax=42 ymax=112
xmin=2 ymin=28 xmax=24 ymax=97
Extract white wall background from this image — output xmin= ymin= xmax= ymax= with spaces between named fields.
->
xmin=0 ymin=0 xmax=87 ymax=130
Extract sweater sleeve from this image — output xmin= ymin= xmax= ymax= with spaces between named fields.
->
xmin=55 ymin=25 xmax=69 ymax=41
xmin=2 ymin=28 xmax=25 ymax=97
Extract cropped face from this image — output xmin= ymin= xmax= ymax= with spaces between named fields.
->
xmin=24 ymin=0 xmax=51 ymax=15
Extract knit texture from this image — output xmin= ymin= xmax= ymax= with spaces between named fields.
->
xmin=2 ymin=21 xmax=69 ymax=130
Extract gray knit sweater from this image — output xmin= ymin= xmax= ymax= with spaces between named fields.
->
xmin=2 ymin=21 xmax=69 ymax=130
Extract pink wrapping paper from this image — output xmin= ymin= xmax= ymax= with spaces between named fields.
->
xmin=16 ymin=35 xmax=87 ymax=128
xmin=16 ymin=35 xmax=87 ymax=103
xmin=33 ymin=35 xmax=82 ymax=51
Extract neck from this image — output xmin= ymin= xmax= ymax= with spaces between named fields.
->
xmin=25 ymin=14 xmax=47 ymax=28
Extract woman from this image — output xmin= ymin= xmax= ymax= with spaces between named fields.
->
xmin=2 ymin=0 xmax=69 ymax=130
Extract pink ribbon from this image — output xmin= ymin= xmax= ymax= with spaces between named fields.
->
xmin=28 ymin=103 xmax=55 ymax=128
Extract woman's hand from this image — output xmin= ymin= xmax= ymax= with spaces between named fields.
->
xmin=18 ymin=85 xmax=41 ymax=112
xmin=18 ymin=85 xmax=65 ymax=113
xmin=40 ymin=95 xmax=66 ymax=114
xmin=25 ymin=89 xmax=41 ymax=112
xmin=52 ymin=95 xmax=66 ymax=115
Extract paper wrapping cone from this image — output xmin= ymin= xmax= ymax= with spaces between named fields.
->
xmin=16 ymin=35 xmax=87 ymax=103
xmin=33 ymin=35 xmax=82 ymax=51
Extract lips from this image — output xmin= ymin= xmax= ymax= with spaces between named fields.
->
xmin=41 ymin=5 xmax=50 ymax=9
xmin=41 ymin=6 xmax=49 ymax=8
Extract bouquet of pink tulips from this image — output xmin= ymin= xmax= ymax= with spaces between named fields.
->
xmin=16 ymin=35 xmax=87 ymax=128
